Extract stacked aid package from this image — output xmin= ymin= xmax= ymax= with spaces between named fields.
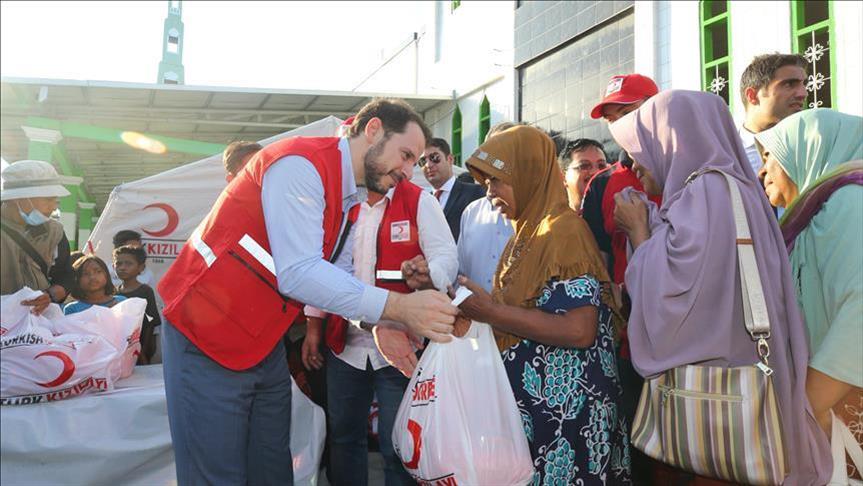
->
xmin=1 ymin=287 xmax=144 ymax=405
xmin=392 ymin=321 xmax=535 ymax=486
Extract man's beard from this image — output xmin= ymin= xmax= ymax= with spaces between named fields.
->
xmin=363 ymin=137 xmax=398 ymax=194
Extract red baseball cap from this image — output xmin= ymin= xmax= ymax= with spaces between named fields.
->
xmin=590 ymin=74 xmax=659 ymax=119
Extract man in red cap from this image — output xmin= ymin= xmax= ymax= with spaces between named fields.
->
xmin=589 ymin=73 xmax=659 ymax=123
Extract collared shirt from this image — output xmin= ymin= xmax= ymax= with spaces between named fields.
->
xmin=335 ymin=188 xmax=458 ymax=371
xmin=457 ymin=196 xmax=514 ymax=293
xmin=434 ymin=176 xmax=456 ymax=208
xmin=738 ymin=124 xmax=763 ymax=174
xmin=738 ymin=123 xmax=784 ymax=218
xmin=261 ymin=137 xmax=389 ymax=325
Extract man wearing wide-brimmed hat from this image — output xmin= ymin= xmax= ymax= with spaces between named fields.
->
xmin=1 ymin=159 xmax=75 ymax=314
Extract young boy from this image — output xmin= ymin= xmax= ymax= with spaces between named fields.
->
xmin=113 ymin=245 xmax=161 ymax=364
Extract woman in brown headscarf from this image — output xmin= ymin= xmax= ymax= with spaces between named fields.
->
xmin=457 ymin=125 xmax=630 ymax=485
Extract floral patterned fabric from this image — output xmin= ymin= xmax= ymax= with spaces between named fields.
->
xmin=503 ymin=275 xmax=631 ymax=485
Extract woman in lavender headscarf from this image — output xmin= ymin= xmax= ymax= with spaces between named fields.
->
xmin=609 ymin=90 xmax=830 ymax=485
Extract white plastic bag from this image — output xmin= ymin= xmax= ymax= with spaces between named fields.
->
xmin=828 ymin=409 xmax=863 ymax=486
xmin=392 ymin=322 xmax=534 ymax=486
xmin=291 ymin=378 xmax=327 ymax=486
xmin=1 ymin=287 xmax=145 ymax=405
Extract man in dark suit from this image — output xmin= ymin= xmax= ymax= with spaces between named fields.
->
xmin=419 ymin=138 xmax=485 ymax=241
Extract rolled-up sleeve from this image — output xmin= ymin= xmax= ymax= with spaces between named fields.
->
xmin=262 ymin=156 xmax=388 ymax=323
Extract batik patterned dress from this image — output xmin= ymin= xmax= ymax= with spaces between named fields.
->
xmin=502 ymin=274 xmax=631 ymax=485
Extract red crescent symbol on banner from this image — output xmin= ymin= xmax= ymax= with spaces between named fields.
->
xmin=142 ymin=203 xmax=179 ymax=237
xmin=34 ymin=350 xmax=76 ymax=388
xmin=395 ymin=225 xmax=406 ymax=236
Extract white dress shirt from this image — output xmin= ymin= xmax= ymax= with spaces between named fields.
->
xmin=261 ymin=137 xmax=389 ymax=324
xmin=738 ymin=124 xmax=763 ymax=175
xmin=457 ymin=197 xmax=514 ymax=293
xmin=328 ymin=187 xmax=458 ymax=371
xmin=434 ymin=176 xmax=457 ymax=208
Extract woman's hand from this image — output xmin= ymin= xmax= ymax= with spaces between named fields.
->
xmin=454 ymin=276 xmax=496 ymax=323
xmin=21 ymin=291 xmax=51 ymax=315
xmin=613 ymin=192 xmax=651 ymax=249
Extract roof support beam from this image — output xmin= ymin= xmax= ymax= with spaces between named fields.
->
xmin=3 ymin=104 xmax=355 ymax=117
xmin=25 ymin=116 xmax=226 ymax=156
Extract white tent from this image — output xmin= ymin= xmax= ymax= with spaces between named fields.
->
xmin=86 ymin=116 xmax=461 ymax=295
xmin=87 ymin=116 xmax=343 ymax=292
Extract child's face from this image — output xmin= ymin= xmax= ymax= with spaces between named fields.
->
xmin=113 ymin=254 xmax=143 ymax=281
xmin=80 ymin=260 xmax=108 ymax=293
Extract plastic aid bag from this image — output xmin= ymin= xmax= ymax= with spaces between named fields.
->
xmin=1 ymin=287 xmax=145 ymax=405
xmin=291 ymin=377 xmax=327 ymax=486
xmin=392 ymin=321 xmax=534 ymax=486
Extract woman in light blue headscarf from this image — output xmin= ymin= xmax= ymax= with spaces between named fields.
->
xmin=755 ymin=109 xmax=863 ymax=470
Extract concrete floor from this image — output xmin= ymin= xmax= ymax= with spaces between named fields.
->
xmin=316 ymin=452 xmax=387 ymax=486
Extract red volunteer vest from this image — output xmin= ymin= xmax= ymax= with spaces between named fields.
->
xmin=324 ymin=179 xmax=424 ymax=354
xmin=158 ymin=136 xmax=351 ymax=370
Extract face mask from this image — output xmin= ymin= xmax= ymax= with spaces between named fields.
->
xmin=16 ymin=200 xmax=51 ymax=226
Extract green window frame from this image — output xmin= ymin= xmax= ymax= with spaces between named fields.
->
xmin=452 ymin=105 xmax=462 ymax=167
xmin=791 ymin=0 xmax=836 ymax=108
xmin=478 ymin=96 xmax=491 ymax=145
xmin=699 ymin=0 xmax=733 ymax=108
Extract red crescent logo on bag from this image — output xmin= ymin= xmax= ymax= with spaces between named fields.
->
xmin=403 ymin=419 xmax=423 ymax=469
xmin=34 ymin=350 xmax=76 ymax=388
xmin=142 ymin=203 xmax=179 ymax=237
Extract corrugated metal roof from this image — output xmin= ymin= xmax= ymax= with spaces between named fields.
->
xmin=1 ymin=77 xmax=450 ymax=211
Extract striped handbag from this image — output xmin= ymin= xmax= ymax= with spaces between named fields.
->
xmin=630 ymin=169 xmax=788 ymax=485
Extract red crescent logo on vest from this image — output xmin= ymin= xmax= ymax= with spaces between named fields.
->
xmin=34 ymin=350 xmax=76 ymax=388
xmin=142 ymin=203 xmax=179 ymax=237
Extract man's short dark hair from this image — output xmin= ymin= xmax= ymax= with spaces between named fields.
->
xmin=739 ymin=53 xmax=807 ymax=108
xmin=558 ymin=138 xmax=607 ymax=172
xmin=113 ymin=245 xmax=147 ymax=265
xmin=348 ymin=98 xmax=433 ymax=144
xmin=223 ymin=141 xmax=262 ymax=176
xmin=113 ymin=230 xmax=141 ymax=248
xmin=427 ymin=138 xmax=451 ymax=157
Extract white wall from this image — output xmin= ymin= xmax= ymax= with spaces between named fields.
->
xmin=834 ymin=0 xmax=863 ymax=115
xmin=635 ymin=1 xmax=700 ymax=92
xmin=633 ymin=1 xmax=657 ymax=84
xmin=729 ymin=1 xmax=792 ymax=116
xmin=354 ymin=1 xmax=515 ymax=163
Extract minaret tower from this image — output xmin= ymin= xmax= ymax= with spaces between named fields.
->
xmin=157 ymin=0 xmax=185 ymax=84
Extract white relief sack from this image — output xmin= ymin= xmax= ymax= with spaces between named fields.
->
xmin=1 ymin=287 xmax=145 ymax=405
xmin=391 ymin=321 xmax=534 ymax=486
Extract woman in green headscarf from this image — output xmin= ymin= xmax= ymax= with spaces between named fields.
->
xmin=755 ymin=108 xmax=862 ymax=467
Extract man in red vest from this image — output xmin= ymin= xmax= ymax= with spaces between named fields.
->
xmin=157 ymin=98 xmax=458 ymax=485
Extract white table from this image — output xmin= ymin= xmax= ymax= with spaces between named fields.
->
xmin=1 ymin=365 xmax=324 ymax=486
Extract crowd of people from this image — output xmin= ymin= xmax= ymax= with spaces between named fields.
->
xmin=1 ymin=51 xmax=860 ymax=485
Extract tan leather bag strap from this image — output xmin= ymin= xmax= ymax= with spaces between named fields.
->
xmin=687 ymin=168 xmax=773 ymax=370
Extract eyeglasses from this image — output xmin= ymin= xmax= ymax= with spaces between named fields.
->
xmin=418 ymin=152 xmax=443 ymax=168
xmin=570 ymin=161 xmax=609 ymax=173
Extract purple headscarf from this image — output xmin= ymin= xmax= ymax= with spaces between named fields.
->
xmin=610 ymin=90 xmax=830 ymax=485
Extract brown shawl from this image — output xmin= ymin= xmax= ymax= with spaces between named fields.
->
xmin=466 ymin=125 xmax=618 ymax=350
